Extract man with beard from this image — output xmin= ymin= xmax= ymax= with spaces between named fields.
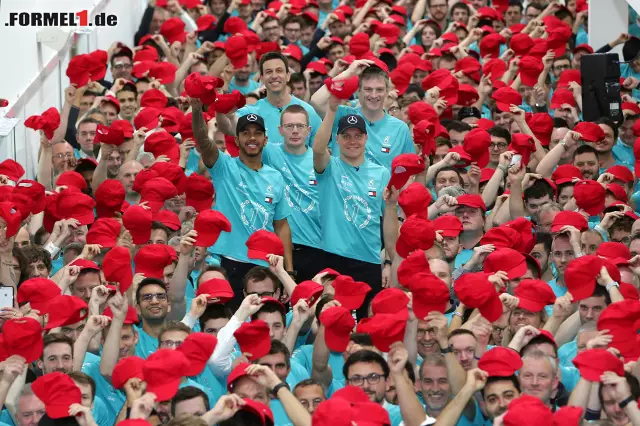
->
xmin=218 ymin=52 xmax=321 ymax=146
xmin=310 ymin=60 xmax=414 ymax=172
xmin=433 ymin=216 xmax=463 ymax=267
xmin=229 ymin=59 xmax=261 ymax=95
xmin=118 ymin=161 xmax=143 ymax=204
xmin=133 ymin=278 xmax=172 ymax=358
xmin=51 ymin=141 xmax=77 ymax=177
xmin=591 ymin=118 xmax=624 ymax=172
xmin=37 ymin=333 xmax=75 ymax=374
xmin=191 ymin=98 xmax=293 ymax=308
xmin=572 ymin=145 xmax=600 ymax=181
xmin=531 ymin=233 xmax=554 ymax=282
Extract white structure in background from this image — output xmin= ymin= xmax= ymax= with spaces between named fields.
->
xmin=0 ymin=0 xmax=146 ymax=178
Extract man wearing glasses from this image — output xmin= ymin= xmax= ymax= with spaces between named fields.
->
xmin=262 ymin=105 xmax=322 ymax=282
xmin=134 ymin=278 xmax=172 ymax=359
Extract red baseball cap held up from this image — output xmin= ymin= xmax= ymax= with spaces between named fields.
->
xmin=325 ymin=76 xmax=359 ymax=100
xmin=111 ymin=356 xmax=145 ymax=390
xmin=122 ymin=204 xmax=153 ymax=245
xmin=484 ymin=248 xmax=528 ymax=279
xmin=177 ymin=332 xmax=218 ymax=376
xmin=102 ymin=246 xmax=133 ymax=293
xmin=43 ymin=295 xmax=89 ymax=330
xmin=573 ymin=348 xmax=625 ymax=381
xmin=551 ymin=211 xmax=589 ymax=233
xmin=421 ymin=69 xmax=459 ymax=105
xmin=32 ymin=372 xmax=82 ymax=419
xmin=185 ymin=174 xmax=214 ymax=212
xmin=139 ymin=177 xmax=179 ymax=212
xmin=86 ymin=217 xmax=121 ymax=247
xmin=492 ymin=87 xmax=522 ymax=112
xmin=565 ymin=255 xmax=619 ymax=301
xmin=433 ymin=215 xmax=463 ymax=237
xmin=573 ymin=180 xmax=606 ymax=216
xmin=17 ymin=278 xmax=61 ymax=312
xmin=409 ymin=272 xmax=450 ymax=318
xmin=0 ymin=159 xmax=24 ymax=182
xmin=0 ymin=317 xmax=43 ymax=363
xmin=574 ymin=122 xmax=606 ymax=143
xmin=478 ymin=347 xmax=522 ymax=377
xmin=356 ymin=310 xmax=408 ymax=352
xmin=291 ymin=280 xmax=323 ymax=307
xmin=397 ymin=250 xmax=430 ymax=288
xmin=196 ymin=278 xmax=234 ymax=303
xmin=95 ymin=179 xmax=126 ymax=218
xmin=194 ymin=210 xmax=232 ymax=247
xmin=398 ymin=182 xmax=432 ymax=217
xmin=454 ymin=272 xmax=502 ymax=322
xmin=143 ymin=349 xmax=189 ymax=401
xmin=396 ymin=214 xmax=436 ymax=258
xmin=234 ymin=320 xmax=271 ymax=360
xmin=134 ymin=244 xmax=175 ymax=278
xmin=320 ymin=305 xmax=355 ymax=352
xmin=332 ymin=275 xmax=372 ymax=310
xmin=371 ymin=288 xmax=410 ymax=315
xmin=551 ymin=164 xmax=582 ymax=185
xmin=462 ymin=127 xmax=491 ymax=167
xmin=514 ymin=279 xmax=556 ymax=312
xmin=246 ymin=230 xmax=284 ymax=260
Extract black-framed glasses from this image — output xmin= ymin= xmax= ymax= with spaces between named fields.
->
xmin=159 ymin=340 xmax=183 ymax=349
xmin=247 ymin=291 xmax=275 ymax=298
xmin=347 ymin=373 xmax=385 ymax=386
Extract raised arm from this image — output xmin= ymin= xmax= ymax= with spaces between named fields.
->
xmin=389 ymin=343 xmax=427 ymax=426
xmin=273 ymin=219 xmax=293 ymax=271
xmin=73 ymin=315 xmax=111 ymax=371
xmin=383 ymin=187 xmax=400 ymax=261
xmin=168 ymin=230 xmax=198 ymax=321
xmin=436 ymin=369 xmax=488 ymax=426
xmin=535 ymin=130 xmax=580 ymax=177
xmin=190 ymin=97 xmax=220 ymax=168
xmin=310 ymin=59 xmax=373 ymax=117
xmin=100 ymin=293 xmax=128 ymax=377
xmin=312 ymin=97 xmax=338 ymax=174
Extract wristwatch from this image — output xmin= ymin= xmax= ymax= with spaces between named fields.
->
xmin=606 ymin=281 xmax=620 ymax=292
xmin=440 ymin=345 xmax=453 ymax=355
xmin=286 ymin=270 xmax=298 ymax=279
xmin=619 ymin=395 xmax=636 ymax=409
xmin=383 ymin=259 xmax=392 ymax=266
xmin=271 ymin=381 xmax=290 ymax=397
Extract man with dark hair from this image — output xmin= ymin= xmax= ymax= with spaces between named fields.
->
xmin=594 ymin=117 xmax=623 ymax=171
xmin=573 ymin=145 xmax=600 ymax=180
xmin=70 ymin=263 xmax=102 ymax=304
xmin=199 ymin=304 xmax=232 ymax=336
xmin=171 ymin=387 xmax=210 ymax=419
xmin=531 ymin=232 xmax=554 ymax=282
xmin=342 ymin=350 xmax=390 ymax=404
xmin=288 ymin=73 xmax=308 ymax=101
xmin=448 ymin=329 xmax=479 ymax=371
xmin=150 ymin=222 xmax=171 ymax=245
xmin=67 ymin=372 xmax=111 ymax=426
xmin=524 ymin=2 xmax=544 ymax=22
xmin=21 ymin=246 xmax=52 ymax=279
xmin=434 ymin=166 xmax=463 ymax=196
xmin=217 ymin=52 xmax=321 ymax=146
xmin=292 ymin=379 xmax=325 ymax=414
xmin=134 ymin=278 xmax=172 ymax=358
xmin=114 ymin=82 xmax=138 ymax=122
xmin=445 ymin=120 xmax=472 ymax=147
xmin=482 ymin=375 xmax=521 ymax=420
xmin=505 ymin=0 xmax=523 ymax=26
xmin=488 ymin=127 xmax=511 ymax=169
xmin=450 ymin=2 xmax=470 ymax=24
xmin=310 ymin=60 xmax=414 ymax=172
xmin=110 ymin=49 xmax=134 ymax=82
xmin=37 ymin=333 xmax=74 ymax=374
xmin=191 ymin=98 xmax=294 ymax=310
xmin=75 ymin=118 xmax=101 ymax=161
xmin=522 ymin=179 xmax=556 ymax=221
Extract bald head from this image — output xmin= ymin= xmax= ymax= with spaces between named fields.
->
xmin=428 ymin=258 xmax=452 ymax=288
xmin=119 ymin=160 xmax=143 ymax=194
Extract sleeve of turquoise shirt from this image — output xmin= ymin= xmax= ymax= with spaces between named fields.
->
xmin=274 ymin=174 xmax=292 ymax=220
xmin=236 ymin=104 xmax=251 ymax=118
xmin=208 ymin=148 xmax=231 ymax=178
xmin=307 ymin=107 xmax=323 ymax=148
xmin=92 ymin=396 xmax=113 ymax=426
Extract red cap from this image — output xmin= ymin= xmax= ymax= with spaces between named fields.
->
xmin=622 ymin=102 xmax=640 ymax=115
xmin=557 ymin=69 xmax=581 ymax=90
xmin=66 ymin=55 xmax=91 ymax=87
xmin=160 ymin=17 xmax=187 ymax=44
xmin=239 ymin=399 xmax=274 ymax=426
xmin=547 ymin=24 xmax=572 ymax=56
xmin=349 ymin=33 xmax=371 ymax=59
xmin=462 ymin=128 xmax=491 ymax=167
xmin=56 ymin=171 xmax=87 ymax=191
xmin=134 ymin=107 xmax=162 ymax=130
xmin=144 ymin=132 xmax=179 ymax=165
xmin=409 ymin=272 xmax=450 ymax=318
xmin=455 ymin=57 xmax=481 ymax=83
xmin=183 ymin=73 xmax=223 ymax=105
xmin=620 ymin=282 xmax=640 ymax=300
xmin=13 ymin=180 xmax=46 ymax=215
xmin=246 ymin=230 xmax=284 ymax=260
xmin=319 ymin=305 xmax=355 ymax=352
xmin=140 ymin=89 xmax=168 ymax=109
xmin=196 ymin=14 xmax=217 ymax=32
xmin=526 ymin=113 xmax=554 ymax=146
xmin=194 ymin=210 xmax=232 ymax=247
xmin=454 ymin=272 xmax=502 ymax=322
xmin=123 ymin=204 xmax=153 ymax=244
xmin=396 ymin=214 xmax=436 ymax=258
xmin=32 ymin=373 xmax=82 ymax=419
xmin=325 ymin=76 xmax=359 ymax=100
xmin=398 ymin=182 xmax=431 ymax=218
xmin=43 ymin=295 xmax=89 ymax=330
xmin=606 ymin=165 xmax=634 ymax=183
xmin=573 ymin=43 xmax=594 ymax=55
xmin=356 ymin=310 xmax=408 ymax=352
xmin=17 ymin=278 xmax=61 ymax=312
xmin=421 ymin=69 xmax=459 ymax=106
xmin=95 ymin=179 xmax=126 ymax=218
xmin=388 ymin=153 xmax=426 ymax=190
xmin=573 ymin=180 xmax=606 ymax=215
xmin=553 ymin=406 xmax=584 ymax=426
xmin=551 ymin=164 xmax=582 ymax=185
xmin=371 ymin=288 xmax=410 ymax=315
xmin=596 ymin=242 xmax=631 ymax=262
xmin=225 ymin=36 xmax=249 ymax=69
xmin=133 ymin=45 xmax=159 ymax=63
xmin=332 ymin=275 xmax=371 ymax=310
xmin=152 ymin=210 xmax=181 ymax=231
xmin=514 ymin=279 xmax=556 ymax=312
xmin=550 ymin=89 xmax=576 ymax=109
xmin=484 ymin=248 xmax=528 ymax=279
xmin=86 ymin=217 xmax=121 ymax=247
xmin=551 ymin=211 xmax=589 ymax=233
xmin=104 ymin=305 xmax=139 ymax=325
xmin=151 ymin=162 xmax=187 ymax=194
xmin=565 ymin=255 xmax=620 ymax=301
xmin=224 ymin=16 xmax=248 ymax=34
xmin=482 ymin=58 xmax=507 ymax=83
xmin=0 ymin=160 xmax=24 ymax=182
xmin=479 ymin=33 xmax=506 ymax=58
xmin=134 ymin=244 xmax=175 ymax=278
xmin=212 ymin=91 xmax=246 ymax=114
xmin=374 ymin=23 xmax=400 ymax=45
xmin=597 ymin=300 xmax=640 ymax=359
xmin=283 ymin=44 xmax=303 ymax=62
xmin=69 ymin=258 xmax=100 ymax=272
xmin=306 ymin=61 xmax=328 ymax=75
xmin=510 ymin=33 xmax=534 ymax=56
xmin=291 ymin=280 xmax=323 ymax=307
xmin=24 ymin=107 xmax=60 ymax=139
xmin=412 ymin=119 xmax=435 ymax=155
xmin=1 ymin=317 xmax=43 ymax=363
xmin=503 ymin=395 xmax=553 ymax=426
xmin=312 ymin=398 xmax=355 ymax=426
xmin=407 ymin=102 xmax=437 ymax=125
xmin=478 ymin=347 xmax=522 ymax=377
xmin=139 ymin=177 xmax=179 ymax=212
xmin=606 ymin=183 xmax=628 ymax=202
xmin=143 ymin=349 xmax=189 ymax=401
xmin=518 ymin=56 xmax=544 ymax=87
xmin=103 ymin=247 xmax=133 ymax=293
xmin=56 ymin=189 xmax=95 ymax=226
xmin=432 ymin=215 xmax=463 ymax=238
xmin=234 ymin=320 xmax=271 ymax=360
xmin=480 ymin=226 xmax=522 ymax=249
xmin=149 ymin=64 xmax=177 ymax=85
xmin=457 ymin=84 xmax=479 ymax=106
xmin=574 ymin=122 xmax=606 ymax=143
xmin=227 ymin=362 xmax=251 ymax=391
xmin=101 ymin=95 xmax=121 ymax=113
xmin=177 ymin=332 xmax=217 ymax=376
xmin=397 ymin=250 xmax=431 ymax=288
xmin=572 ymin=348 xmax=625 ymax=381
xmin=0 ymin=202 xmax=21 ymax=238
xmin=111 ymin=356 xmax=145 ymax=389
xmin=492 ymin=87 xmax=522 ymax=112
xmin=508 ymin=133 xmax=536 ymax=166
xmin=196 ymin=278 xmax=234 ymax=303
xmin=456 ymin=194 xmax=486 ymax=212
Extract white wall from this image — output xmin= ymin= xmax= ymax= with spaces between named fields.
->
xmin=0 ymin=0 xmax=147 ymax=178
xmin=589 ymin=0 xmax=628 ymax=58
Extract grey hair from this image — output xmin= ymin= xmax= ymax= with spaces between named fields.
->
xmin=538 ymin=202 xmax=562 ymax=217
xmin=522 ymin=349 xmax=558 ymax=377
xmin=137 ymin=152 xmax=155 ymax=163
xmin=577 ymin=321 xmax=598 ymax=334
xmin=438 ymin=186 xmax=466 ymax=199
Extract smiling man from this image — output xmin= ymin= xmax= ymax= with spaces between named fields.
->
xmin=217 ymin=52 xmax=321 ymax=146
xmin=191 ymin=98 xmax=294 ymax=310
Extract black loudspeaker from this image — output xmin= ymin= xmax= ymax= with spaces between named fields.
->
xmin=580 ymin=53 xmax=622 ymax=123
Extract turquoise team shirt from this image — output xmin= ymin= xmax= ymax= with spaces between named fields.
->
xmin=315 ymin=157 xmax=390 ymax=264
xmin=236 ymin=96 xmax=322 ymax=146
xmin=271 ymin=399 xmax=293 ymax=426
xmin=208 ymin=154 xmax=291 ymax=264
xmin=82 ymin=353 xmax=126 ymax=423
xmin=134 ymin=325 xmax=158 ymax=359
xmin=229 ymin=77 xmax=261 ymax=95
xmin=612 ymin=139 xmax=634 ymax=167
xmin=559 ymin=339 xmax=578 ymax=367
xmin=329 ymin=106 xmax=415 ymax=171
xmin=262 ymin=144 xmax=321 ymax=248
xmin=292 ymin=344 xmax=346 ymax=383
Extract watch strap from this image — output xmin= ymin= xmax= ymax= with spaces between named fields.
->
xmin=271 ymin=381 xmax=290 ymax=397
xmin=619 ymin=395 xmax=635 ymax=409
xmin=440 ymin=345 xmax=453 ymax=354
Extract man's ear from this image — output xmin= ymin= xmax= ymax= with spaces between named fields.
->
xmin=36 ymin=359 xmax=43 ymax=371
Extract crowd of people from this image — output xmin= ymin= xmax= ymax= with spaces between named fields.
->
xmin=3 ymin=0 xmax=640 ymax=425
